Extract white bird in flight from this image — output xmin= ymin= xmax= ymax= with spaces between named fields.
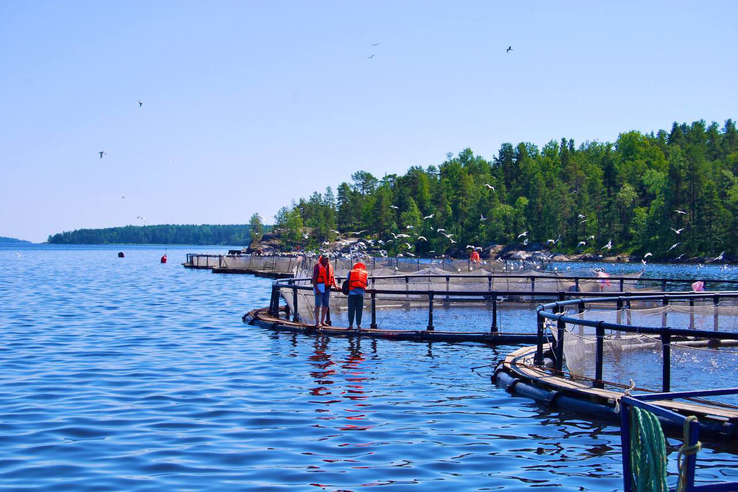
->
xmin=423 ymin=214 xmax=434 ymax=220
xmin=99 ymin=151 xmax=107 ymax=159
xmin=406 ymin=225 xmax=414 ymax=229
xmin=417 ymin=236 xmax=427 ymax=241
xmin=603 ymin=240 xmax=612 ymax=250
xmin=138 ymin=100 xmax=143 ymax=107
xmin=484 ymin=184 xmax=495 ymax=190
xmin=675 ymin=209 xmax=686 ymax=215
xmin=668 ymin=242 xmax=681 ymax=252
xmin=671 ymin=227 xmax=684 ymax=234
xmin=577 ymin=241 xmax=586 ymax=247
xmin=390 ymin=205 xmax=399 ymax=209
xmin=644 ymin=252 xmax=653 ymax=258
xmin=517 ymin=231 xmax=528 ymax=238
xmin=715 ymin=251 xmax=725 ymax=261
xmin=480 ymin=214 xmax=487 ymax=221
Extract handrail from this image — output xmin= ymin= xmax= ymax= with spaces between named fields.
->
xmin=273 ymin=274 xmax=738 ymax=286
xmin=533 ymin=293 xmax=738 ymax=392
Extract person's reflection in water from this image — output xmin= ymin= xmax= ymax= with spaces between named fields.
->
xmin=339 ymin=338 xmax=372 ymax=431
xmin=308 ymin=336 xmax=338 ymax=410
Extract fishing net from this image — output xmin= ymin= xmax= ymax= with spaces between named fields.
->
xmin=549 ymin=298 xmax=738 ymax=385
xmin=219 ymin=255 xmax=303 ymax=275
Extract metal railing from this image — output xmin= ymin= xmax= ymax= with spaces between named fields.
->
xmin=535 ymin=293 xmax=738 ymax=392
xmin=267 ymin=275 xmax=738 ymax=333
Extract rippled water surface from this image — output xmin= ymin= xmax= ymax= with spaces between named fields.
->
xmin=2 ymin=245 xmax=736 ymax=491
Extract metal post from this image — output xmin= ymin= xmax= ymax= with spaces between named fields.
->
xmin=292 ymin=281 xmax=299 ymax=322
xmin=626 ymin=299 xmax=632 ymax=325
xmin=491 ymin=293 xmax=498 ymax=333
xmin=661 ymin=279 xmax=667 ymax=292
xmin=370 ymin=290 xmax=377 ymax=329
xmin=594 ymin=322 xmax=605 ymax=389
xmin=714 ymin=295 xmax=719 ymax=331
xmin=662 ymin=296 xmax=669 ymax=327
xmin=689 ymin=298 xmax=695 ymax=330
xmin=531 ymin=276 xmax=536 ymax=293
xmin=619 ymin=278 xmax=624 ymax=292
xmin=555 ymin=316 xmax=565 ymax=372
xmin=617 ymin=297 xmax=623 ymax=326
xmin=684 ymin=418 xmax=700 ymax=487
xmin=445 ymin=275 xmax=450 ymax=303
xmin=620 ymin=399 xmax=633 ymax=492
xmin=661 ymin=332 xmax=671 ymax=393
xmin=427 ymin=293 xmax=434 ymax=331
xmin=535 ymin=310 xmax=545 ymax=366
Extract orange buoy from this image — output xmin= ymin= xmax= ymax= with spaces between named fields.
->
xmin=160 ymin=254 xmax=167 ymax=264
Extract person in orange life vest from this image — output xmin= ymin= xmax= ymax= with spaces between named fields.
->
xmin=346 ymin=262 xmax=368 ymax=330
xmin=470 ymin=250 xmax=481 ymax=263
xmin=312 ymin=256 xmax=337 ymax=327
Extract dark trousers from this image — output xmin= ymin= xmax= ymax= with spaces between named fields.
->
xmin=348 ymin=294 xmax=364 ymax=327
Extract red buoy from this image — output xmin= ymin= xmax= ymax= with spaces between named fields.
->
xmin=160 ymin=254 xmax=167 ymax=264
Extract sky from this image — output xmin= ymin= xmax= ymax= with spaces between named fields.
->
xmin=1 ymin=1 xmax=736 ymax=242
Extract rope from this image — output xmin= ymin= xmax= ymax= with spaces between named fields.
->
xmin=676 ymin=416 xmax=701 ymax=492
xmin=629 ymin=407 xmax=668 ymax=492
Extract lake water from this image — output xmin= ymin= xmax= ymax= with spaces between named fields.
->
xmin=1 ymin=245 xmax=736 ymax=490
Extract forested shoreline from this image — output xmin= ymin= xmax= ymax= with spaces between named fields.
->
xmin=47 ymin=224 xmax=253 ymax=246
xmin=271 ymin=120 xmax=738 ymax=261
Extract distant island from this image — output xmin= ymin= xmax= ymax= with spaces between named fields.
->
xmin=263 ymin=119 xmax=737 ymax=262
xmin=47 ymin=224 xmax=255 ymax=246
xmin=0 ymin=236 xmax=31 ymax=244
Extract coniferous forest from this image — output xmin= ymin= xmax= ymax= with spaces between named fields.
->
xmin=274 ymin=120 xmax=738 ymax=261
xmin=47 ymin=224 xmax=252 ymax=246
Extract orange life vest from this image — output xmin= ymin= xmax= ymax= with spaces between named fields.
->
xmin=470 ymin=251 xmax=480 ymax=262
xmin=348 ymin=269 xmax=368 ymax=290
xmin=316 ymin=262 xmax=335 ymax=287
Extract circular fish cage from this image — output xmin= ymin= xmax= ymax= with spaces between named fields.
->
xmin=494 ymin=292 xmax=738 ymax=437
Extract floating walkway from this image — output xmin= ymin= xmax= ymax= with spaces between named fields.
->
xmin=243 ymin=307 xmax=539 ymax=345
xmin=245 ymin=276 xmax=738 ymax=438
xmin=494 ymin=293 xmax=738 ymax=437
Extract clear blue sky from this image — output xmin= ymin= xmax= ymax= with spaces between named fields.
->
xmin=1 ymin=1 xmax=736 ymax=242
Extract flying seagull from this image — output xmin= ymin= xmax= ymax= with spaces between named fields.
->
xmin=480 ymin=214 xmax=487 ymax=221
xmin=602 ymin=240 xmax=612 ymax=250
xmin=371 ymin=43 xmax=380 ymax=47
xmin=644 ymin=252 xmax=653 ymax=258
xmin=390 ymin=205 xmax=399 ymax=209
xmin=715 ymin=251 xmax=725 ymax=261
xmin=506 ymin=46 xmax=512 ymax=53
xmin=417 ymin=236 xmax=427 ymax=241
xmin=423 ymin=214 xmax=435 ymax=220
xmin=668 ymin=242 xmax=681 ymax=252
xmin=671 ymin=227 xmax=684 ymax=234
xmin=484 ymin=184 xmax=495 ymax=190
xmin=675 ymin=209 xmax=686 ymax=215
xmin=138 ymin=100 xmax=143 ymax=107
xmin=99 ymin=151 xmax=107 ymax=159
xmin=577 ymin=241 xmax=586 ymax=248
xmin=517 ymin=231 xmax=528 ymax=238
xmin=367 ymin=54 xmax=374 ymax=59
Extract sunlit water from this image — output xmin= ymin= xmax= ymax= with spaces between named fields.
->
xmin=1 ymin=245 xmax=736 ymax=490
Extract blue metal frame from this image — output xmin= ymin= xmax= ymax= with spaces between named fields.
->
xmin=620 ymin=388 xmax=738 ymax=491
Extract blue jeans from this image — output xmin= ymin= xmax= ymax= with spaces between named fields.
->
xmin=348 ymin=294 xmax=364 ymax=327
xmin=314 ymin=288 xmax=330 ymax=307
